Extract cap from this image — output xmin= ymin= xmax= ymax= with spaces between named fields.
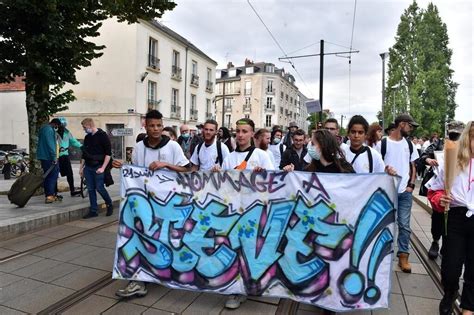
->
xmin=289 ymin=122 xmax=298 ymax=128
xmin=394 ymin=113 xmax=419 ymax=127
xmin=446 ymin=120 xmax=465 ymax=134
xmin=384 ymin=122 xmax=396 ymax=134
xmin=58 ymin=117 xmax=68 ymax=127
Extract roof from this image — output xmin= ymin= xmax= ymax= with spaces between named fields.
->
xmin=216 ymin=62 xmax=296 ymax=85
xmin=0 ymin=76 xmax=25 ymax=92
xmin=146 ymin=20 xmax=218 ymax=65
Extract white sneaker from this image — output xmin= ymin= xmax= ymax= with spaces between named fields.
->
xmin=115 ymin=281 xmax=147 ymax=298
xmin=225 ymin=295 xmax=247 ymax=309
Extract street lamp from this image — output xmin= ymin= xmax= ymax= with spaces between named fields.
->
xmin=379 ymin=52 xmax=389 ymax=128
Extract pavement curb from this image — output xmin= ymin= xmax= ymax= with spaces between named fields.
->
xmin=0 ymin=197 xmax=121 ymax=241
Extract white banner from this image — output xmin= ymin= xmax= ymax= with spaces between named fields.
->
xmin=113 ymin=166 xmax=398 ymax=312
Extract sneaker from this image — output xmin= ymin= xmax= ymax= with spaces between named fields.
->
xmin=428 ymin=241 xmax=439 ymax=260
xmin=106 ymin=204 xmax=114 ymax=217
xmin=45 ymin=196 xmax=56 ymax=204
xmin=225 ymin=295 xmax=247 ymax=309
xmin=55 ymin=194 xmax=63 ymax=201
xmin=115 ymin=281 xmax=147 ymax=298
xmin=82 ymin=212 xmax=98 ymax=219
xmin=70 ymin=191 xmax=81 ymax=197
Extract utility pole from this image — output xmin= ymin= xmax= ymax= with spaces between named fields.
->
xmin=221 ymin=81 xmax=226 ymax=128
xmin=340 ymin=114 xmax=346 ymax=130
xmin=279 ymin=40 xmax=359 ymax=125
xmin=379 ymin=52 xmax=389 ymax=128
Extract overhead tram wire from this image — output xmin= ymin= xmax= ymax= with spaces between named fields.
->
xmin=246 ymin=0 xmax=314 ymax=99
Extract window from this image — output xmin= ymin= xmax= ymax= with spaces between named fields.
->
xmin=280 ymin=91 xmax=284 ymax=99
xmin=265 ymin=115 xmax=272 ymax=127
xmin=245 ymin=114 xmax=250 ymax=119
xmin=206 ymin=98 xmax=211 ymax=116
xmin=266 ymin=97 xmax=273 ymax=107
xmin=192 ymin=61 xmax=198 ymax=75
xmin=290 ymin=96 xmax=293 ymax=104
xmin=280 ymin=107 xmax=283 ymax=114
xmin=245 ymin=97 xmax=251 ymax=105
xmin=207 ymin=68 xmax=212 ymax=81
xmin=225 ymin=97 xmax=233 ymax=107
xmin=148 ymin=81 xmax=157 ymax=102
xmin=267 ymin=80 xmax=273 ymax=92
xmin=172 ymin=50 xmax=180 ymax=67
xmin=171 ymin=88 xmax=179 ymax=110
xmin=225 ymin=114 xmax=231 ymax=127
xmin=229 ymin=69 xmax=237 ymax=77
xmin=265 ymin=65 xmax=274 ymax=73
xmin=244 ymin=81 xmax=252 ymax=95
xmin=285 ymin=94 xmax=289 ymax=101
xmin=226 ymin=81 xmax=235 ymax=93
xmin=246 ymin=67 xmax=254 ymax=74
xmin=191 ymin=94 xmax=197 ymax=110
xmin=148 ymin=38 xmax=158 ymax=68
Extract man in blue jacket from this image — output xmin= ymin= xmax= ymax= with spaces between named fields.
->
xmin=37 ymin=118 xmax=61 ymax=203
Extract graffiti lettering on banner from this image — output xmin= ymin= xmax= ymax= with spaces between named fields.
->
xmin=113 ymin=165 xmax=398 ymax=312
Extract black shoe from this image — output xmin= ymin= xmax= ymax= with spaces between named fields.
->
xmin=439 ymin=290 xmax=457 ymax=315
xmin=428 ymin=241 xmax=439 ymax=260
xmin=106 ymin=204 xmax=113 ymax=217
xmin=71 ymin=191 xmax=81 ymax=197
xmin=83 ymin=212 xmax=98 ymax=219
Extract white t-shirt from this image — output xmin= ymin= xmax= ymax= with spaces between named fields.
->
xmin=269 ymin=143 xmax=286 ymax=169
xmin=342 ymin=145 xmax=385 ymax=174
xmin=222 ymin=147 xmax=274 ymax=171
xmin=264 ymin=149 xmax=277 ymax=170
xmin=132 ymin=139 xmax=189 ymax=167
xmin=190 ymin=141 xmax=230 ymax=171
xmin=376 ymin=138 xmax=419 ymax=193
xmin=427 ymin=160 xmax=474 ymax=212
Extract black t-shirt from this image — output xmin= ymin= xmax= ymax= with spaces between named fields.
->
xmin=82 ymin=129 xmax=112 ymax=166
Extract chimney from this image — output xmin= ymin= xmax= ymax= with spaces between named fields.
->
xmin=227 ymin=61 xmax=234 ymax=69
xmin=244 ymin=58 xmax=252 ymax=66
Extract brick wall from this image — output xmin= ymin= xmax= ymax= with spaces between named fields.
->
xmin=0 ymin=76 xmax=25 ymax=92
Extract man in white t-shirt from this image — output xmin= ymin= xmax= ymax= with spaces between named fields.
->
xmin=269 ymin=129 xmax=286 ymax=169
xmin=190 ymin=120 xmax=230 ymax=171
xmin=375 ymin=113 xmax=419 ymax=273
xmin=343 ymin=115 xmax=386 ymax=173
xmin=112 ymin=110 xmax=190 ymax=299
xmin=253 ymin=128 xmax=276 ymax=170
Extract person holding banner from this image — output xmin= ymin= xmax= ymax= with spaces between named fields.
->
xmin=190 ymin=119 xmax=230 ymax=171
xmin=213 ymin=117 xmax=273 ymax=309
xmin=427 ymin=121 xmax=474 ymax=315
xmin=112 ymin=110 xmax=190 ymax=299
xmin=253 ymin=128 xmax=276 ymax=169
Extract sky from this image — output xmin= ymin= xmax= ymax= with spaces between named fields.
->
xmin=160 ymin=0 xmax=473 ymax=124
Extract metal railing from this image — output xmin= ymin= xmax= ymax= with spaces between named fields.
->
xmin=265 ymin=104 xmax=275 ymax=112
xmin=243 ymin=104 xmax=251 ymax=112
xmin=171 ymin=66 xmax=182 ymax=80
xmin=266 ymin=88 xmax=275 ymax=95
xmin=206 ymin=80 xmax=213 ymax=92
xmin=170 ymin=105 xmax=181 ymax=118
xmin=148 ymin=55 xmax=160 ymax=70
xmin=225 ymin=105 xmax=232 ymax=112
xmin=147 ymin=99 xmax=160 ymax=110
xmin=244 ymin=88 xmax=252 ymax=95
xmin=191 ymin=74 xmax=199 ymax=86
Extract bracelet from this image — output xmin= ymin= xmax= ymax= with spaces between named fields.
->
xmin=407 ymin=183 xmax=415 ymax=189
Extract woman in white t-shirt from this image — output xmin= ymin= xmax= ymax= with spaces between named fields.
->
xmin=213 ymin=118 xmax=272 ymax=309
xmin=427 ymin=121 xmax=474 ymax=315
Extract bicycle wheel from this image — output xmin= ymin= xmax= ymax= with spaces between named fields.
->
xmin=80 ymin=177 xmax=89 ymax=198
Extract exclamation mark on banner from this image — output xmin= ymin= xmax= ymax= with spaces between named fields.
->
xmin=337 ymin=189 xmax=395 ymax=304
xmin=364 ymin=228 xmax=393 ymax=304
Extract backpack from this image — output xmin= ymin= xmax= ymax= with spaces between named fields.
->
xmin=350 ymin=147 xmax=374 ymax=173
xmin=381 ymin=137 xmax=414 ymax=179
xmin=197 ymin=141 xmax=223 ymax=167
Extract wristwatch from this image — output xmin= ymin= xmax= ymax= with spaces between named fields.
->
xmin=407 ymin=183 xmax=415 ymax=189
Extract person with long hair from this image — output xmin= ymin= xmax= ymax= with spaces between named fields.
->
xmin=284 ymin=129 xmax=354 ymax=173
xmin=367 ymin=123 xmax=383 ymax=148
xmin=427 ymin=121 xmax=474 ymax=315
xmin=218 ymin=126 xmax=235 ymax=152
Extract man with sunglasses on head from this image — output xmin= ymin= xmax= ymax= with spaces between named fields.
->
xmin=375 ymin=113 xmax=420 ymax=273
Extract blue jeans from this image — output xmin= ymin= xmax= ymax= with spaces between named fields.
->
xmin=84 ymin=165 xmax=112 ymax=214
xmin=397 ymin=191 xmax=413 ymax=254
xmin=40 ymin=160 xmax=59 ymax=197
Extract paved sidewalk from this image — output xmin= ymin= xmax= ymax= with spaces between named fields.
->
xmin=0 ymin=165 xmax=121 ymax=241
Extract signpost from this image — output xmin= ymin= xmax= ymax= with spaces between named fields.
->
xmin=111 ymin=128 xmax=133 ymax=137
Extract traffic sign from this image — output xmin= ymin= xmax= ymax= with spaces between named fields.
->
xmin=111 ymin=128 xmax=133 ymax=136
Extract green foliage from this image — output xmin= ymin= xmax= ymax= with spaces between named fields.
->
xmin=385 ymin=1 xmax=457 ymax=137
xmin=0 ymin=0 xmax=176 ymax=170
xmin=307 ymin=111 xmax=329 ymax=132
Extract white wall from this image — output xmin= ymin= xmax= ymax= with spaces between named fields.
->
xmin=0 ymin=91 xmax=29 ymax=150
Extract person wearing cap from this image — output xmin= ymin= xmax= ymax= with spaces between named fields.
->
xmin=37 ymin=118 xmax=62 ymax=203
xmin=384 ymin=122 xmax=396 ymax=137
xmin=419 ymin=120 xmax=465 ymax=260
xmin=375 ymin=113 xmax=420 ymax=273
xmin=283 ymin=121 xmax=298 ymax=147
xmin=57 ymin=117 xmax=82 ymax=197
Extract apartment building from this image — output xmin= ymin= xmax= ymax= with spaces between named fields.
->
xmin=59 ymin=18 xmax=217 ymax=159
xmin=215 ymin=60 xmax=309 ymax=132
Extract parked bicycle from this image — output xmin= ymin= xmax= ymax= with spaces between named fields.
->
xmin=1 ymin=150 xmax=29 ymax=179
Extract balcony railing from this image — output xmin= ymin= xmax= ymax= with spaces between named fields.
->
xmin=266 ymin=88 xmax=275 ymax=95
xmin=190 ymin=108 xmax=198 ymax=120
xmin=171 ymin=65 xmax=182 ymax=81
xmin=206 ymin=80 xmax=213 ymax=93
xmin=147 ymin=99 xmax=160 ymax=110
xmin=148 ymin=55 xmax=160 ymax=71
xmin=243 ymin=104 xmax=251 ymax=112
xmin=265 ymin=104 xmax=275 ymax=112
xmin=191 ymin=74 xmax=199 ymax=87
xmin=225 ymin=105 xmax=232 ymax=112
xmin=244 ymin=88 xmax=252 ymax=95
xmin=170 ymin=105 xmax=181 ymax=119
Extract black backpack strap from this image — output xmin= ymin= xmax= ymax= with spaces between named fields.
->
xmin=279 ymin=143 xmax=283 ymax=156
xmin=215 ymin=141 xmax=223 ymax=166
xmin=367 ymin=147 xmax=373 ymax=173
xmin=196 ymin=142 xmax=204 ymax=166
xmin=405 ymin=137 xmax=413 ymax=158
xmin=350 ymin=147 xmax=367 ymax=165
xmin=244 ymin=147 xmax=256 ymax=162
xmin=381 ymin=137 xmax=387 ymax=160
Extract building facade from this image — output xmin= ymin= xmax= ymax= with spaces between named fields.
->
xmin=0 ymin=77 xmax=28 ymax=150
xmin=215 ymin=60 xmax=309 ymax=132
xmin=59 ymin=18 xmax=217 ymax=159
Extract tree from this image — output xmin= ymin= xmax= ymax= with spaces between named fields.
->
xmin=307 ymin=111 xmax=329 ymax=133
xmin=385 ymin=1 xmax=457 ymax=136
xmin=0 ymin=0 xmax=177 ymax=172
